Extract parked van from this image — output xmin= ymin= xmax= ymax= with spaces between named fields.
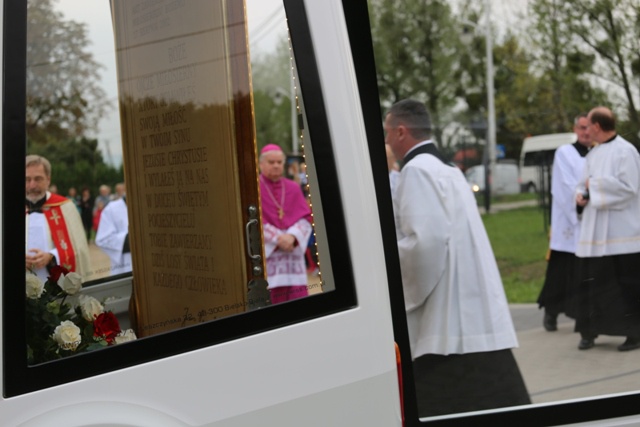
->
xmin=4 ymin=1 xmax=640 ymax=426
xmin=466 ymin=163 xmax=520 ymax=195
xmin=519 ymin=133 xmax=576 ymax=192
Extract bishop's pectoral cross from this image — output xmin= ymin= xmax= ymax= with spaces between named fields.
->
xmin=278 ymin=208 xmax=284 ymax=220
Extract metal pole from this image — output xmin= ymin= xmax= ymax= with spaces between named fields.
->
xmin=484 ymin=146 xmax=490 ymax=213
xmin=485 ymin=0 xmax=496 ymax=213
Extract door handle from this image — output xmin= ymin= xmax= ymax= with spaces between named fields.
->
xmin=245 ymin=218 xmax=262 ymax=262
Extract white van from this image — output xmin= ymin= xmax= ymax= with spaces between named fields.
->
xmin=466 ymin=163 xmax=520 ymax=195
xmin=4 ymin=1 xmax=640 ymax=426
xmin=519 ymin=133 xmax=576 ymax=192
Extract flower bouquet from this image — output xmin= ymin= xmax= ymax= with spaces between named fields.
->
xmin=26 ymin=265 xmax=136 ymax=364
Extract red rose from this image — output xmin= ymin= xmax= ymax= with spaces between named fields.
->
xmin=48 ymin=265 xmax=69 ymax=283
xmin=93 ymin=312 xmax=121 ymax=344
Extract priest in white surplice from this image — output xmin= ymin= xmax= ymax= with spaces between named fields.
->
xmin=385 ymin=99 xmax=530 ymax=417
xmin=574 ymin=106 xmax=640 ymax=352
xmin=537 ymin=114 xmax=591 ymax=331
xmin=95 ymin=185 xmax=131 ymax=276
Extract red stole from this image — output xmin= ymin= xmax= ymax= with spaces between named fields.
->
xmin=31 ymin=194 xmax=77 ymax=272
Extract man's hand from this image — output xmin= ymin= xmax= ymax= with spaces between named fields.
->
xmin=576 ymin=193 xmax=589 ymax=207
xmin=577 ymin=179 xmax=590 ymax=207
xmin=276 ymin=234 xmax=297 ymax=252
xmin=26 ymin=248 xmax=52 ymax=270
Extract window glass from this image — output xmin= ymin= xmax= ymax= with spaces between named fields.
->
xmin=367 ymin=0 xmax=640 ymax=421
xmin=523 ymin=150 xmax=555 ymax=167
xmin=22 ymin=0 xmax=333 ymax=369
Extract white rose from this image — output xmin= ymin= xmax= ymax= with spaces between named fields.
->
xmin=79 ymin=296 xmax=104 ymax=321
xmin=25 ymin=273 xmax=45 ymax=299
xmin=52 ymin=320 xmax=81 ymax=351
xmin=114 ymin=329 xmax=137 ymax=344
xmin=57 ymin=272 xmax=83 ymax=295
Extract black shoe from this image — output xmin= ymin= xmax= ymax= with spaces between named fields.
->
xmin=618 ymin=337 xmax=640 ymax=352
xmin=543 ymin=313 xmax=558 ymax=331
xmin=578 ymin=338 xmax=595 ymax=350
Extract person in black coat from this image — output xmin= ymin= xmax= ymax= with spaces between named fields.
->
xmin=79 ymin=186 xmax=94 ymax=242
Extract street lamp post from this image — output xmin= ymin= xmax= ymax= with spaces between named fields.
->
xmin=484 ymin=0 xmax=496 ymax=214
xmin=461 ymin=1 xmax=496 ymax=213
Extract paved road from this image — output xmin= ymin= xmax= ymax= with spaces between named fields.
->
xmin=510 ymin=304 xmax=640 ymax=404
xmin=475 ymin=200 xmax=640 ymax=404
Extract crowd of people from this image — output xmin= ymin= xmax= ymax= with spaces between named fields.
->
xmin=58 ymin=183 xmax=126 ymax=244
xmin=26 ymin=148 xmax=315 ymax=299
xmin=384 ymin=100 xmax=640 ymax=417
xmin=28 ymin=144 xmax=317 ymax=301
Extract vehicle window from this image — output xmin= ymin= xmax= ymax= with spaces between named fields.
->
xmin=524 ymin=149 xmax=555 ymax=167
xmin=9 ymin=0 xmax=352 ymax=395
xmin=363 ymin=0 xmax=640 ymax=423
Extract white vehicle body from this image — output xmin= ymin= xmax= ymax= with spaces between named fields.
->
xmin=3 ymin=1 xmax=640 ymax=427
xmin=5 ymin=1 xmax=401 ymax=426
xmin=519 ymin=133 xmax=577 ymax=192
xmin=466 ymin=163 xmax=520 ymax=195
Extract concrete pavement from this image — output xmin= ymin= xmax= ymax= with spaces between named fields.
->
xmin=480 ymin=200 xmax=640 ymax=404
xmin=509 ymin=304 xmax=640 ymax=404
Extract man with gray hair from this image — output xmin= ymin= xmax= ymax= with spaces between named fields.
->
xmin=385 ymin=99 xmax=530 ymax=416
xmin=26 ymin=155 xmax=90 ymax=281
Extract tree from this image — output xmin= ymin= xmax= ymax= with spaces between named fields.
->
xmin=26 ymin=0 xmax=121 ymax=192
xmin=449 ymin=2 xmax=497 ymax=160
xmin=524 ymin=0 xmax=609 ymax=133
xmin=560 ymin=0 xmax=640 ymax=145
xmin=368 ymin=0 xmax=463 ymax=149
xmin=250 ymin=38 xmax=296 ymax=152
xmin=26 ymin=0 xmax=110 ymax=144
xmin=366 ymin=0 xmax=628 ymax=163
xmin=492 ymin=36 xmax=546 ymax=158
xmin=28 ymin=137 xmax=123 ymax=195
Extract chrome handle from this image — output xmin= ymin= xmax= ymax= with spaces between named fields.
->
xmin=245 ymin=218 xmax=262 ymax=262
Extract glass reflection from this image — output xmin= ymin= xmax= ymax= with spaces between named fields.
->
xmin=24 ymin=0 xmax=328 ymax=366
xmin=26 ymin=0 xmax=126 ymax=285
xmin=25 ymin=0 xmax=133 ymax=365
xmin=110 ymin=0 xmax=260 ymax=336
xmin=247 ymin=0 xmax=325 ymax=302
